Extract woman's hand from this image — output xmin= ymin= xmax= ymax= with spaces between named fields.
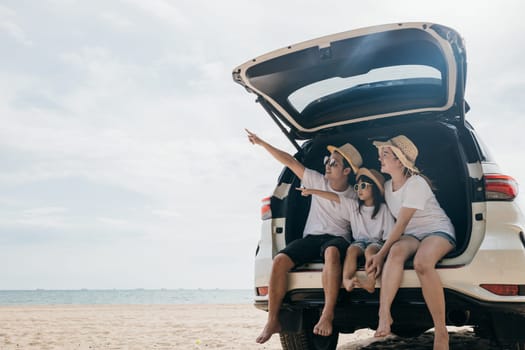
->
xmin=366 ymin=251 xmax=386 ymax=278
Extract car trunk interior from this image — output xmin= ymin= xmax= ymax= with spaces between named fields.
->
xmin=281 ymin=118 xmax=471 ymax=263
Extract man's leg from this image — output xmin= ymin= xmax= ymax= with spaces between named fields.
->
xmin=256 ymin=253 xmax=295 ymax=344
xmin=313 ymin=246 xmax=342 ymax=336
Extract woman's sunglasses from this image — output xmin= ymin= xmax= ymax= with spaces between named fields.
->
xmin=354 ymin=182 xmax=373 ymax=191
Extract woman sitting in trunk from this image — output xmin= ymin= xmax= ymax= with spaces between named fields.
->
xmin=366 ymin=135 xmax=456 ymax=350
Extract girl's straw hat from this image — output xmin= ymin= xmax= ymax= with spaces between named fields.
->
xmin=327 ymin=143 xmax=362 ymax=174
xmin=373 ymin=135 xmax=419 ymax=174
xmin=356 ymin=168 xmax=385 ymax=195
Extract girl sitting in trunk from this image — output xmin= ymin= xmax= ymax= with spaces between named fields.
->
xmin=297 ymin=167 xmax=394 ymax=293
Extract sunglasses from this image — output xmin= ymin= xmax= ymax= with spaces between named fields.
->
xmin=354 ymin=182 xmax=373 ymax=191
xmin=323 ymin=156 xmax=339 ymax=168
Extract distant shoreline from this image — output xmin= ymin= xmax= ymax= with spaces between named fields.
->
xmin=0 ymin=289 xmax=253 ymax=306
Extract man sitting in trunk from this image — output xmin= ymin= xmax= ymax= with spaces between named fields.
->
xmin=246 ymin=129 xmax=362 ymax=344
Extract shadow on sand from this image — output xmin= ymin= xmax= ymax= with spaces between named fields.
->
xmin=338 ymin=328 xmax=499 ymax=350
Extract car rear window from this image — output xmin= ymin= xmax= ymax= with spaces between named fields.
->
xmin=288 ymin=65 xmax=442 ymax=113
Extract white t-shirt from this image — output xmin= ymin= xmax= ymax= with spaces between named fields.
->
xmin=385 ymin=175 xmax=455 ymax=238
xmin=338 ymin=197 xmax=395 ymax=242
xmin=301 ymin=168 xmax=354 ymax=241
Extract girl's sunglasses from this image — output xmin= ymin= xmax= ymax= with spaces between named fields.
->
xmin=354 ymin=182 xmax=373 ymax=191
xmin=323 ymin=156 xmax=338 ymax=168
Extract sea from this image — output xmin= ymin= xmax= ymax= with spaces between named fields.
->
xmin=0 ymin=289 xmax=254 ymax=306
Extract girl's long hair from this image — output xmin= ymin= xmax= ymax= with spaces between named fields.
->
xmin=357 ymin=175 xmax=384 ymax=219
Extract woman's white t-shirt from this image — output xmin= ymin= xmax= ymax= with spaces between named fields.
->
xmin=338 ymin=198 xmax=395 ymax=242
xmin=385 ymin=175 xmax=455 ymax=238
xmin=301 ymin=168 xmax=354 ymax=241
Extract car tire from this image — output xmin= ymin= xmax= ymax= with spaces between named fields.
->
xmin=279 ymin=330 xmax=339 ymax=350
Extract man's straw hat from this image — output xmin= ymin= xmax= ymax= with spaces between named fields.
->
xmin=327 ymin=143 xmax=362 ymax=174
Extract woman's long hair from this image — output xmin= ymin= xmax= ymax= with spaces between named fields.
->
xmin=357 ymin=175 xmax=384 ymax=219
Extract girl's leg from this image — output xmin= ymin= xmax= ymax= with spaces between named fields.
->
xmin=413 ymin=236 xmax=454 ymax=350
xmin=375 ymin=236 xmax=419 ymax=337
xmin=342 ymin=245 xmax=363 ymax=292
xmin=359 ymin=244 xmax=381 ymax=293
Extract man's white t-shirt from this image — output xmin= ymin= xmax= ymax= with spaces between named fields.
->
xmin=301 ymin=168 xmax=354 ymax=241
xmin=385 ymin=175 xmax=455 ymax=238
xmin=338 ymin=197 xmax=395 ymax=242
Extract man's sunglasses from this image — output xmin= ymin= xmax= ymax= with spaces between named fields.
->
xmin=354 ymin=182 xmax=373 ymax=191
xmin=323 ymin=156 xmax=338 ymax=168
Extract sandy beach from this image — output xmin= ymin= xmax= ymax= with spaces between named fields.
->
xmin=0 ymin=304 xmax=499 ymax=349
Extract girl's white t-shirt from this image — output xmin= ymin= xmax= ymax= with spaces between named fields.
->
xmin=338 ymin=198 xmax=395 ymax=242
xmin=385 ymin=175 xmax=455 ymax=238
xmin=301 ymin=168 xmax=354 ymax=241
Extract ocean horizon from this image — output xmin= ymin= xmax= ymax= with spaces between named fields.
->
xmin=0 ymin=289 xmax=254 ymax=306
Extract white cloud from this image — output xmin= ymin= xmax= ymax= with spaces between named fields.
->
xmin=0 ymin=5 xmax=32 ymax=46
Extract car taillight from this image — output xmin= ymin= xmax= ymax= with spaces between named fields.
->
xmin=256 ymin=286 xmax=269 ymax=296
xmin=485 ymin=174 xmax=519 ymax=201
xmin=480 ymin=284 xmax=525 ymax=296
xmin=261 ymin=196 xmax=272 ymax=220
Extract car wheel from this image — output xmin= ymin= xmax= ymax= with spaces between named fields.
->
xmin=279 ymin=330 xmax=339 ymax=350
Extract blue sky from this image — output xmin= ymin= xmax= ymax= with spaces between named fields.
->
xmin=1 ymin=0 xmax=524 ymax=289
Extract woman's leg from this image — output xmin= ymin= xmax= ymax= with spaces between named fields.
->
xmin=375 ymin=236 xmax=419 ymax=337
xmin=413 ymin=236 xmax=454 ymax=350
xmin=342 ymin=245 xmax=363 ymax=292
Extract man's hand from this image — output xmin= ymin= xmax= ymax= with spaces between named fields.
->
xmin=246 ymin=128 xmax=263 ymax=146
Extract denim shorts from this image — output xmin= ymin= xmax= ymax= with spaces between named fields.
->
xmin=404 ymin=231 xmax=456 ymax=248
xmin=350 ymin=239 xmax=384 ymax=252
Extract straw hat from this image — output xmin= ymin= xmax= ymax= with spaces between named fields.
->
xmin=373 ymin=135 xmax=419 ymax=174
xmin=356 ymin=168 xmax=386 ymax=195
xmin=326 ymin=143 xmax=362 ymax=174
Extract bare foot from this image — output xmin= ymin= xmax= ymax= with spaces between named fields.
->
xmin=359 ymin=274 xmax=376 ymax=293
xmin=374 ymin=314 xmax=393 ymax=337
xmin=433 ymin=326 xmax=449 ymax=350
xmin=313 ymin=314 xmax=333 ymax=337
xmin=256 ymin=320 xmax=281 ymax=344
xmin=342 ymin=277 xmax=357 ymax=292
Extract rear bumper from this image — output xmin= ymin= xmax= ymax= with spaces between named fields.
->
xmin=255 ymin=288 xmax=525 ymax=339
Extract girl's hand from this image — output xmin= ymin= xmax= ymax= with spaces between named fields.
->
xmin=295 ymin=187 xmax=311 ymax=197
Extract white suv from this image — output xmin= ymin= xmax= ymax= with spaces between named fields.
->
xmin=233 ymin=22 xmax=525 ymax=350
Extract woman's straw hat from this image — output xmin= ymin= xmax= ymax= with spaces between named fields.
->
xmin=356 ymin=168 xmax=386 ymax=195
xmin=327 ymin=143 xmax=363 ymax=174
xmin=373 ymin=135 xmax=419 ymax=174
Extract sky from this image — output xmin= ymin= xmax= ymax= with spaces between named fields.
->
xmin=1 ymin=0 xmax=524 ymax=290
